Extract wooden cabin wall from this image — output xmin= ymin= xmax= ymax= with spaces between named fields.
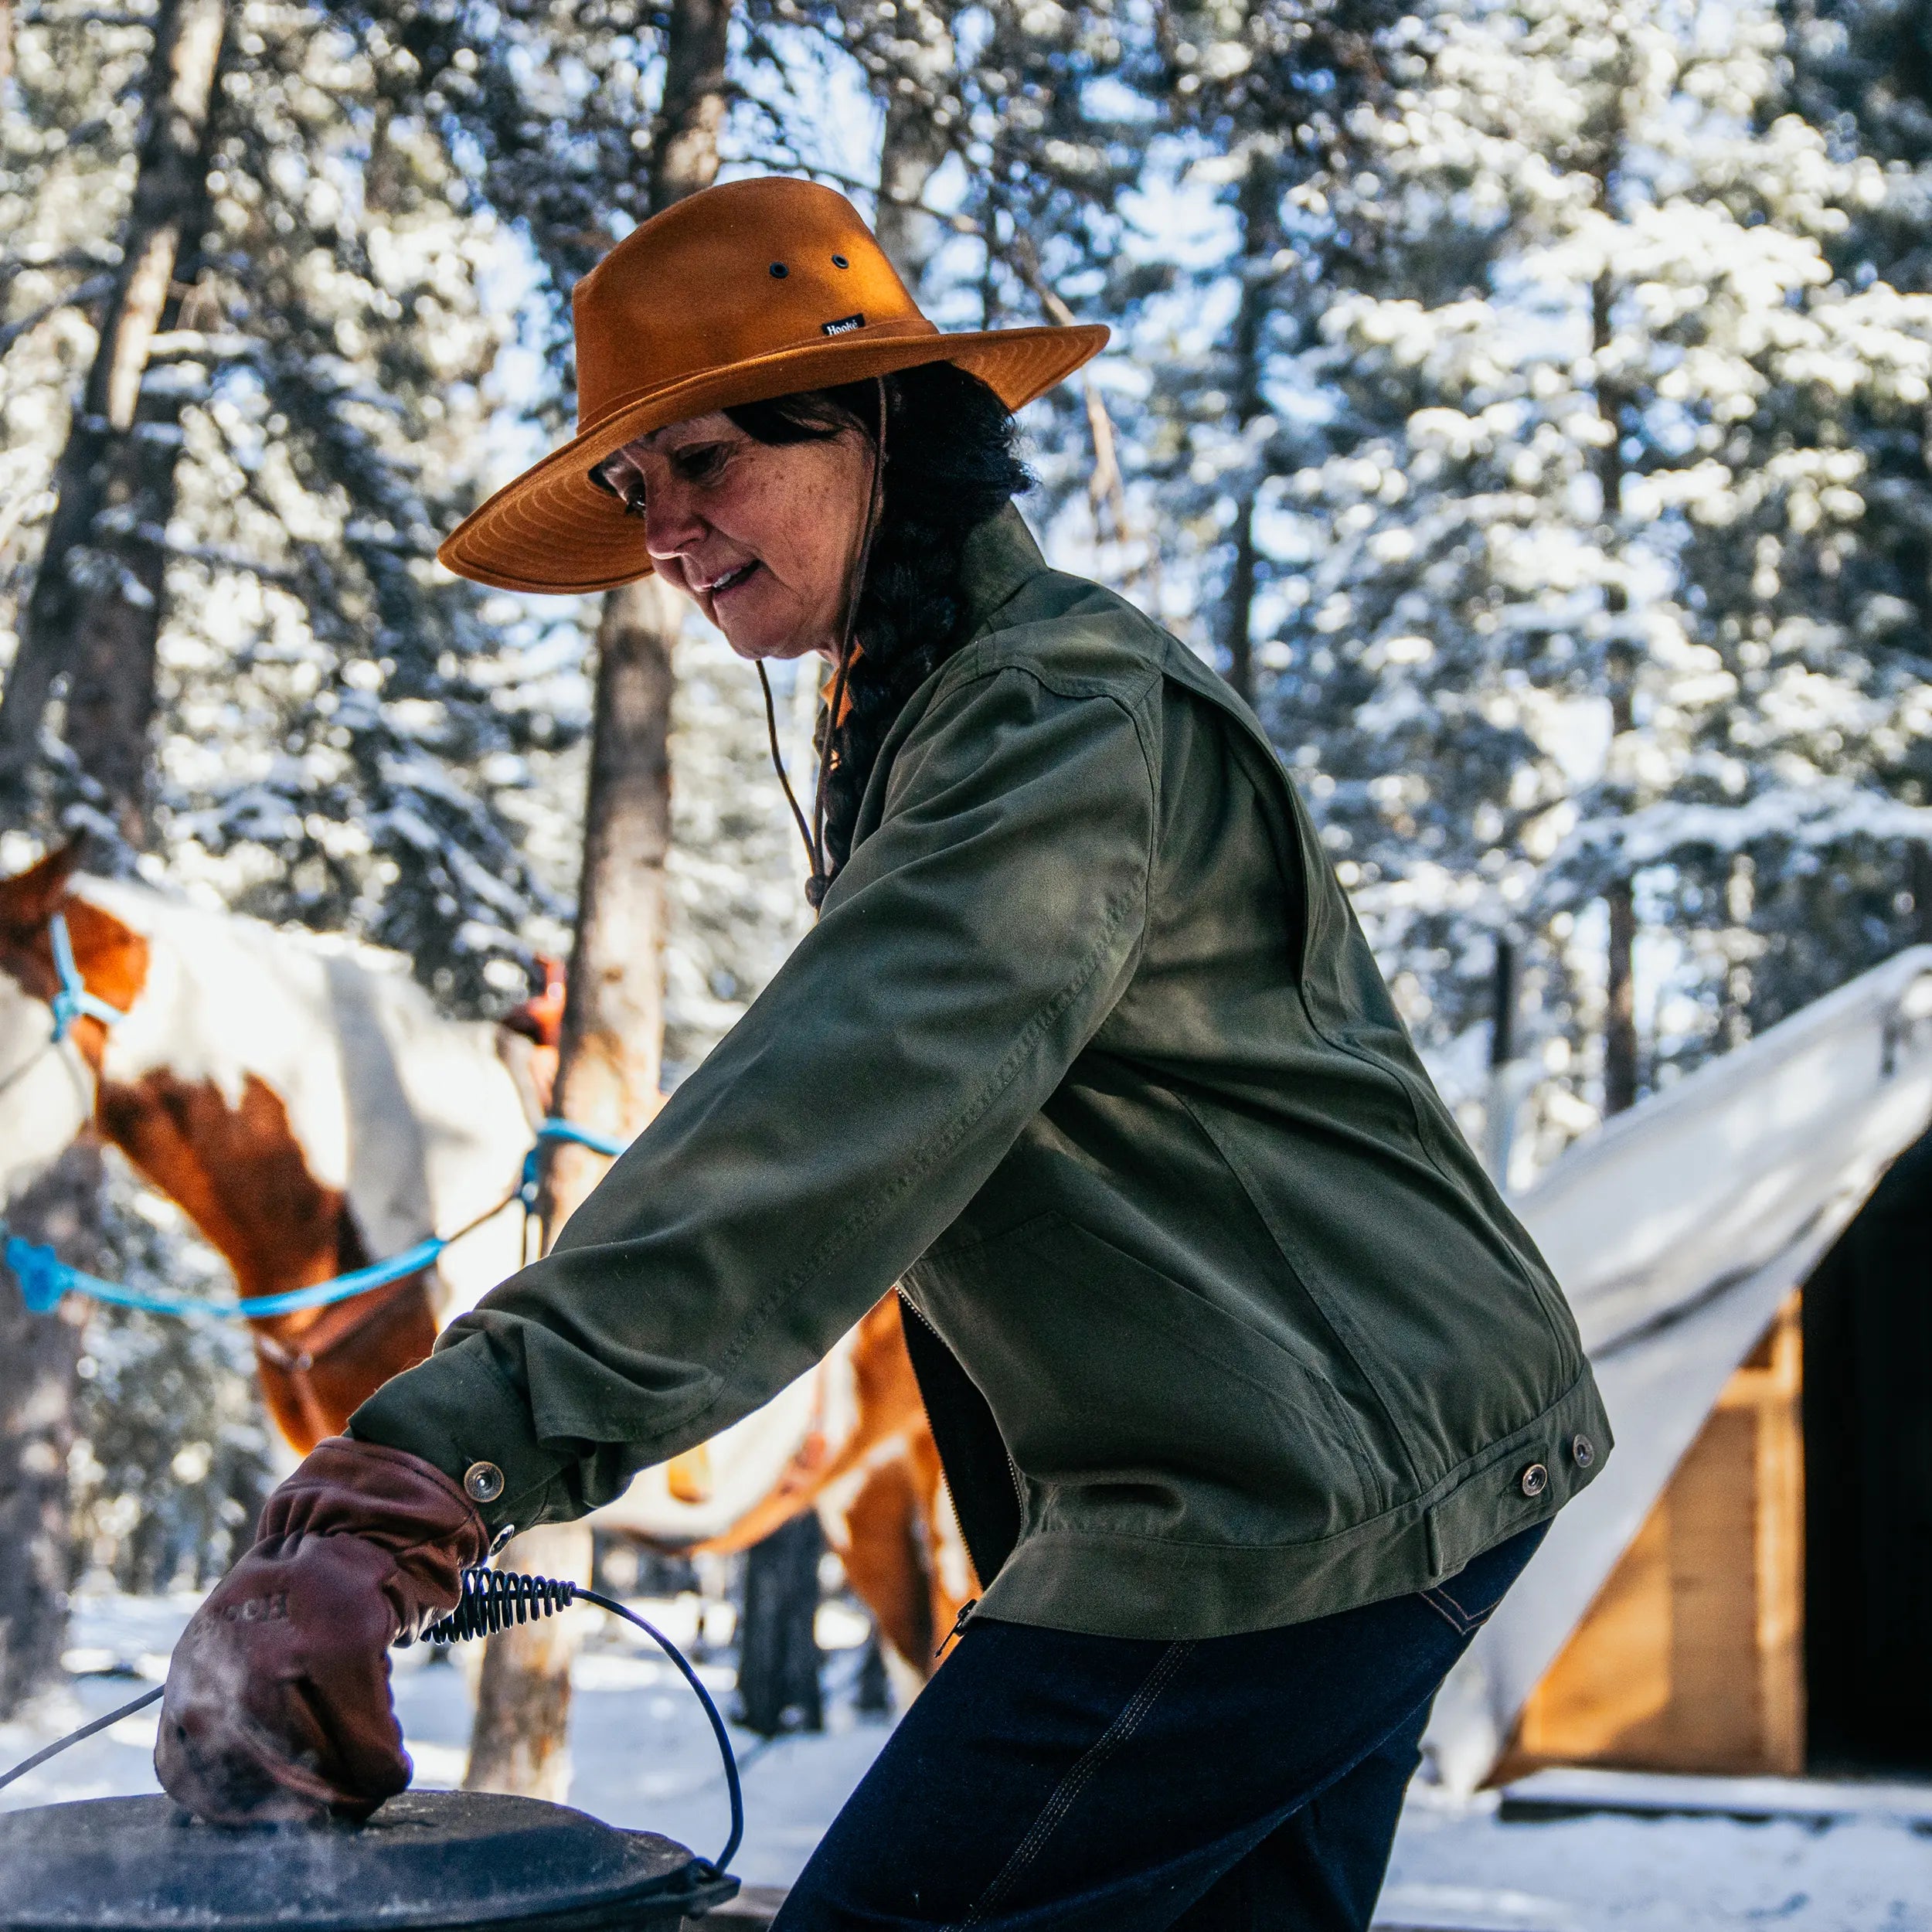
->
xmin=1505 ymin=1295 xmax=1804 ymax=1778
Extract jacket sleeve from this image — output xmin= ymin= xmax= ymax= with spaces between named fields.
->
xmin=349 ymin=662 xmax=1157 ymax=1530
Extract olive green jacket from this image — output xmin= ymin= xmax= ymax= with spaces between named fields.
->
xmin=354 ymin=505 xmax=1610 ymax=1639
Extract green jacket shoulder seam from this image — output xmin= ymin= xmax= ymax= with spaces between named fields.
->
xmin=938 ymin=641 xmax=1162 ymax=712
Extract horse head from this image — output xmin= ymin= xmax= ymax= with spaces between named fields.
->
xmin=0 ymin=844 xmax=149 ymax=1204
xmin=0 ymin=846 xmax=458 ymax=1452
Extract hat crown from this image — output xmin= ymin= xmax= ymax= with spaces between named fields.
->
xmin=572 ymin=179 xmax=932 ymax=439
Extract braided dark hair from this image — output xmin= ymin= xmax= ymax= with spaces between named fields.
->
xmin=727 ymin=362 xmax=1031 ymax=893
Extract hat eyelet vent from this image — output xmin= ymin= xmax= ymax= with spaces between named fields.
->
xmin=769 ymin=262 xmax=789 ymax=278
xmin=832 ymin=253 xmax=849 ymax=269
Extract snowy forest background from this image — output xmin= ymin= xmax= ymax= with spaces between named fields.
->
xmin=2 ymin=0 xmax=1930 ymax=1635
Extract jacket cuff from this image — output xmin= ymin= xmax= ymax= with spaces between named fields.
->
xmin=346 ymin=1335 xmax=573 ymax=1539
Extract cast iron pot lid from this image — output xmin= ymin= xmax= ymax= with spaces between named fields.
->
xmin=0 ymin=1791 xmax=738 ymax=1931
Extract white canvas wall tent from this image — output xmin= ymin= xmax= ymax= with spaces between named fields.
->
xmin=1422 ymin=945 xmax=1932 ymax=1794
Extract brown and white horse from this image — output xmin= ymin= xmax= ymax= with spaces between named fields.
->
xmin=0 ymin=847 xmax=968 ymax=1673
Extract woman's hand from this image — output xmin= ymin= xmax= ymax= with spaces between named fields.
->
xmin=155 ymin=1437 xmax=485 ymax=1824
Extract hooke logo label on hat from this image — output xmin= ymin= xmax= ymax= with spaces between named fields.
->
xmin=822 ymin=313 xmax=866 ymax=335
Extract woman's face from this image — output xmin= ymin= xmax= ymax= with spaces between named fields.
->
xmin=593 ymin=411 xmax=872 ymax=662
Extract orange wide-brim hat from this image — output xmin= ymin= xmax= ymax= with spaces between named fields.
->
xmin=438 ymin=176 xmax=1109 ymax=594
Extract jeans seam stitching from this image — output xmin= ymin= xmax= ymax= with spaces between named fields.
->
xmin=954 ymin=1641 xmax=1195 ymax=1927
xmin=1420 ymin=1589 xmax=1475 ymax=1635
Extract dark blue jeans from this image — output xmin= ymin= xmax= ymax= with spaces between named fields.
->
xmin=777 ymin=1523 xmax=1546 ymax=1931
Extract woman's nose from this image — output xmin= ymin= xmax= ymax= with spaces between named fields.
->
xmin=644 ymin=480 xmax=706 ymax=563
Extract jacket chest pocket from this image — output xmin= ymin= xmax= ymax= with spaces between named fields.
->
xmin=911 ymin=1213 xmax=1377 ymax=1543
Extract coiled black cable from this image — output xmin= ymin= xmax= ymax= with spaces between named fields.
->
xmin=422 ymin=1566 xmax=580 ymax=1644
xmin=0 ymin=1569 xmax=743 ymax=1877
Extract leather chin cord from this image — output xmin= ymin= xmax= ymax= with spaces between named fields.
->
xmin=759 ymin=376 xmax=888 ymax=911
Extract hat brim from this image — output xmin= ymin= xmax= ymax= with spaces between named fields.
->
xmin=438 ymin=321 xmax=1109 ymax=594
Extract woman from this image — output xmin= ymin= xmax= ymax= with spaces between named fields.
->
xmin=157 ymin=177 xmax=1611 ymax=1930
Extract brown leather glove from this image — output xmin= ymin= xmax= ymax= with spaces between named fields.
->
xmin=155 ymin=1436 xmax=486 ymax=1824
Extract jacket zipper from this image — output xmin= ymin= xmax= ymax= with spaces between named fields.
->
xmin=935 ymin=1597 xmax=978 ymax=1660
xmin=898 ymin=1288 xmax=1027 ymax=1516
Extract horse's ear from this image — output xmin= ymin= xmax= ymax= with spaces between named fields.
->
xmin=0 ymin=842 xmax=82 ymax=930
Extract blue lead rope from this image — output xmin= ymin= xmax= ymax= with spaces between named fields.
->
xmin=3 ymin=1118 xmax=633 ymax=1324
xmin=2 ymin=1233 xmax=452 ymax=1321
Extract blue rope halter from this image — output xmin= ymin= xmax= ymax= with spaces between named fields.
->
xmin=518 ymin=1115 xmax=628 ymax=1207
xmin=46 ymin=908 xmax=126 ymax=1043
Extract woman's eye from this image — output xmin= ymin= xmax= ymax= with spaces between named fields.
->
xmin=674 ymin=444 xmax=728 ymax=484
xmin=590 ymin=462 xmax=647 ymax=517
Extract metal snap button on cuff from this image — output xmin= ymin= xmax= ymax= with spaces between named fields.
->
xmin=464 ymin=1461 xmax=505 ymax=1505
xmin=1571 ymin=1434 xmax=1595 ymax=1469
xmin=1519 ymin=1461 xmax=1549 ymax=1498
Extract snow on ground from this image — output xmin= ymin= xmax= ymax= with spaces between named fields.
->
xmin=1381 ymin=1782 xmax=1932 ymax=1931
xmin=5 ymin=1594 xmax=1930 ymax=1929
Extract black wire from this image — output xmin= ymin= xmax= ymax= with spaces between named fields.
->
xmin=759 ymin=660 xmax=818 ymax=882
xmin=579 ymin=1587 xmax=744 ymax=1877
xmin=0 ymin=1682 xmax=163 ymax=1794
xmin=422 ymin=1567 xmax=742 ymax=1876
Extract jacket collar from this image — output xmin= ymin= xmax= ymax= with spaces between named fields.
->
xmin=959 ymin=502 xmax=1050 ymax=640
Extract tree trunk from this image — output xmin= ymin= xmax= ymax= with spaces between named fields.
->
xmin=1592 ymin=263 xmax=1641 ymax=1116
xmin=0 ymin=0 xmax=226 ymax=828
xmin=60 ymin=372 xmax=199 ymax=849
xmin=1604 ymin=876 xmax=1639 ymax=1115
xmin=874 ymin=4 xmax=954 ymax=294
xmin=648 ymin=0 xmax=732 ymax=213
xmin=1220 ymin=155 xmax=1279 ymax=706
xmin=540 ymin=580 xmax=676 ymax=1226
xmin=0 ymin=1143 xmax=104 ymax=1717
xmin=463 ymin=583 xmax=679 ymax=1796
xmin=464 ymin=0 xmax=731 ymax=1797
xmin=1599 ymin=607 xmax=1639 ymax=1114
xmin=1223 ymin=495 xmax=1258 ymax=705
xmin=735 ymin=1511 xmax=824 ymax=1738
xmin=1600 ymin=615 xmax=1639 ymax=1115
